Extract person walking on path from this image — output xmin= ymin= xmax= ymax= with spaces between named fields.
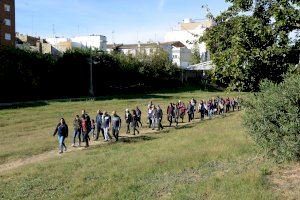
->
xmin=102 ymin=111 xmax=112 ymax=141
xmin=167 ymin=103 xmax=175 ymax=127
xmin=174 ymin=103 xmax=180 ymax=127
xmin=95 ymin=110 xmax=104 ymax=140
xmin=90 ymin=119 xmax=96 ymax=139
xmin=237 ymin=97 xmax=242 ymax=111
xmin=81 ymin=115 xmax=89 ymax=148
xmin=125 ymin=109 xmax=132 ymax=134
xmin=187 ymin=102 xmax=194 ymax=122
xmin=157 ymin=105 xmax=164 ymax=131
xmin=72 ymin=115 xmax=81 ymax=147
xmin=131 ymin=110 xmax=140 ymax=135
xmin=147 ymin=105 xmax=154 ymax=128
xmin=81 ymin=110 xmax=91 ymax=142
xmin=198 ymin=100 xmax=206 ymax=121
xmin=151 ymin=106 xmax=158 ymax=130
xmin=53 ymin=118 xmax=68 ymax=154
xmin=136 ymin=106 xmax=143 ymax=128
xmin=191 ymin=98 xmax=197 ymax=120
xmin=111 ymin=111 xmax=122 ymax=141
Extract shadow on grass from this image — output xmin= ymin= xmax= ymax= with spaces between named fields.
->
xmin=119 ymin=135 xmax=156 ymax=143
xmin=0 ymin=101 xmax=49 ymax=110
xmin=0 ymin=83 xmax=225 ymax=109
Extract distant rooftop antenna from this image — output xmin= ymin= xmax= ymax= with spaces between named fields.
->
xmin=52 ymin=24 xmax=56 ymax=38
xmin=31 ymin=15 xmax=34 ymax=35
xmin=112 ymin=30 xmax=115 ymax=44
xmin=201 ymin=4 xmax=211 ymax=17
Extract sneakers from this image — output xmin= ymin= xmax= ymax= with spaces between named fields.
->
xmin=72 ymin=144 xmax=75 ymax=147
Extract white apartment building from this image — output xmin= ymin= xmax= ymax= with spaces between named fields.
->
xmin=165 ymin=18 xmax=213 ymax=63
xmin=46 ymin=35 xmax=107 ymax=52
xmin=107 ymin=41 xmax=191 ymax=68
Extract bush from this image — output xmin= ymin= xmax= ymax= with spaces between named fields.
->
xmin=0 ymin=47 xmax=182 ymax=102
xmin=243 ymin=74 xmax=300 ymax=162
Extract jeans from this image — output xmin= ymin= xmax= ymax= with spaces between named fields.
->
xmin=73 ymin=129 xmax=81 ymax=145
xmin=200 ymin=110 xmax=205 ymax=120
xmin=82 ymin=132 xmax=89 ymax=147
xmin=103 ymin=127 xmax=110 ymax=141
xmin=126 ymin=122 xmax=131 ymax=134
xmin=167 ymin=115 xmax=173 ymax=126
xmin=208 ymin=109 xmax=213 ymax=119
xmin=112 ymin=127 xmax=120 ymax=141
xmin=157 ymin=118 xmax=163 ymax=130
xmin=96 ymin=124 xmax=104 ymax=140
xmin=148 ymin=117 xmax=152 ymax=128
xmin=188 ymin=113 xmax=193 ymax=122
xmin=137 ymin=117 xmax=142 ymax=127
xmin=151 ymin=118 xmax=157 ymax=129
xmin=58 ymin=135 xmax=66 ymax=153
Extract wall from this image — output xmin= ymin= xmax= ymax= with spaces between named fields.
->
xmin=0 ymin=0 xmax=15 ymax=46
xmin=46 ymin=35 xmax=107 ymax=52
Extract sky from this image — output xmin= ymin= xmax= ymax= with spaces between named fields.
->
xmin=16 ymin=0 xmax=231 ymax=44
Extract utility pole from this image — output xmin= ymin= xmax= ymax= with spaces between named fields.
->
xmin=89 ymin=49 xmax=94 ymax=96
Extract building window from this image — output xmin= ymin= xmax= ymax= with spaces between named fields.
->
xmin=5 ymin=33 xmax=11 ymax=41
xmin=4 ymin=4 xmax=11 ymax=12
xmin=4 ymin=19 xmax=11 ymax=26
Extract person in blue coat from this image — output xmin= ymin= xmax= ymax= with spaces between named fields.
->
xmin=53 ymin=118 xmax=69 ymax=154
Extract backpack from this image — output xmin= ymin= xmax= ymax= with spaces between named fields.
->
xmin=81 ymin=120 xmax=87 ymax=133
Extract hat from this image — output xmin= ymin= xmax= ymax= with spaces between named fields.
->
xmin=125 ymin=109 xmax=129 ymax=112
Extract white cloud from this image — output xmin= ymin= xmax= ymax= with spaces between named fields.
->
xmin=158 ymin=0 xmax=166 ymax=11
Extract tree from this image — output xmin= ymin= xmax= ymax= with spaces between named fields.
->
xmin=200 ymin=0 xmax=300 ymax=91
xmin=190 ymin=45 xmax=201 ymax=65
xmin=243 ymin=74 xmax=300 ymax=162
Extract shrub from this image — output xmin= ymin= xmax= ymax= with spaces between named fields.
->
xmin=243 ymin=74 xmax=300 ymax=162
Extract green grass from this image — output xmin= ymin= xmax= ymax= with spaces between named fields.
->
xmin=0 ymin=112 xmax=277 ymax=199
xmin=0 ymin=90 xmax=283 ymax=199
xmin=0 ymin=90 xmax=246 ymax=165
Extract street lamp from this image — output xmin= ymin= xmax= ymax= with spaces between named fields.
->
xmin=89 ymin=51 xmax=94 ymax=96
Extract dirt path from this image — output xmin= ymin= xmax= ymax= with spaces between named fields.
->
xmin=0 ymin=120 xmax=194 ymax=174
xmin=270 ymin=164 xmax=300 ymax=199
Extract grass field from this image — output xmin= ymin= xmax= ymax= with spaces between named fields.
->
xmin=0 ymin=90 xmax=290 ymax=199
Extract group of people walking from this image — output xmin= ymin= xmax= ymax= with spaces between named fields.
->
xmin=53 ymin=96 xmax=242 ymax=154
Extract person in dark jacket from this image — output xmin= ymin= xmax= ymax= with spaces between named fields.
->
xmin=131 ymin=110 xmax=140 ymax=135
xmin=187 ymin=102 xmax=194 ymax=122
xmin=81 ymin=114 xmax=89 ymax=148
xmin=156 ymin=105 xmax=164 ymax=131
xmin=135 ymin=106 xmax=142 ymax=128
xmin=53 ymin=118 xmax=68 ymax=154
xmin=95 ymin=110 xmax=104 ymax=140
xmin=111 ymin=111 xmax=122 ymax=141
xmin=81 ymin=110 xmax=91 ymax=142
xmin=167 ymin=103 xmax=175 ymax=127
xmin=72 ymin=115 xmax=81 ymax=147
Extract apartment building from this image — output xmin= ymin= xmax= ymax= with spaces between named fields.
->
xmin=46 ymin=35 xmax=107 ymax=52
xmin=107 ymin=41 xmax=191 ymax=69
xmin=165 ymin=18 xmax=213 ymax=62
xmin=0 ymin=0 xmax=15 ymax=46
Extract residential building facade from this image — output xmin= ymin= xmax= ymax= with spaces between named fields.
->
xmin=46 ymin=35 xmax=107 ymax=52
xmin=164 ymin=18 xmax=213 ymax=62
xmin=0 ymin=0 xmax=15 ymax=46
xmin=107 ymin=41 xmax=191 ymax=68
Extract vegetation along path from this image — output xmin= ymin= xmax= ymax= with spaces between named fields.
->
xmin=0 ymin=119 xmax=199 ymax=174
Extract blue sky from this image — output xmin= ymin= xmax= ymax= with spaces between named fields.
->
xmin=16 ymin=0 xmax=231 ymax=44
